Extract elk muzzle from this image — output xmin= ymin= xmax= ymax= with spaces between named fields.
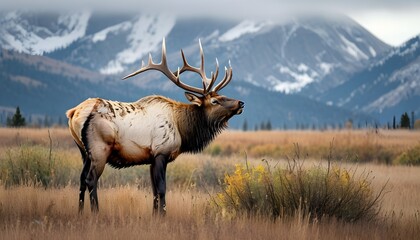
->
xmin=236 ymin=101 xmax=244 ymax=115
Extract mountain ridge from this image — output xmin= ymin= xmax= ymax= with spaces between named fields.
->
xmin=3 ymin=11 xmax=417 ymax=127
xmin=320 ymin=35 xmax=420 ymax=123
xmin=1 ymin=11 xmax=390 ymax=94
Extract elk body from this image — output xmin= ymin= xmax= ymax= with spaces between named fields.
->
xmin=66 ymin=39 xmax=244 ymax=214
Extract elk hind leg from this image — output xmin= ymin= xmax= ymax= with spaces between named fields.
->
xmin=77 ymin=144 xmax=90 ymax=213
xmin=85 ymin=144 xmax=109 ymax=213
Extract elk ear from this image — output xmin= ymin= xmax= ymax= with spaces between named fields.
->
xmin=185 ymin=92 xmax=202 ymax=106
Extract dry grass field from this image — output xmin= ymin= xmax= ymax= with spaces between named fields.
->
xmin=1 ymin=128 xmax=420 ymax=239
xmin=206 ymin=130 xmax=420 ymax=164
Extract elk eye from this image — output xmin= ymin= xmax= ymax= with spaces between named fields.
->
xmin=210 ymin=98 xmax=219 ymax=105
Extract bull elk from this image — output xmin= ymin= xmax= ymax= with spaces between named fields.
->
xmin=66 ymin=39 xmax=244 ymax=214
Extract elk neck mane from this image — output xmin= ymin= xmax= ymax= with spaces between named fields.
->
xmin=175 ymin=102 xmax=227 ymax=154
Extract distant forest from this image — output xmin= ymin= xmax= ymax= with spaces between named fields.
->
xmin=2 ymin=107 xmax=418 ymax=130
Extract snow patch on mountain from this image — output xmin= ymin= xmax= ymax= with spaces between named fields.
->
xmin=339 ymin=34 xmax=368 ymax=60
xmin=99 ymin=14 xmax=175 ymax=75
xmin=368 ymin=46 xmax=377 ymax=57
xmin=272 ymin=65 xmax=318 ymax=93
xmin=219 ymin=20 xmax=272 ymax=42
xmin=0 ymin=11 xmax=90 ymax=55
xmin=92 ymin=21 xmax=132 ymax=43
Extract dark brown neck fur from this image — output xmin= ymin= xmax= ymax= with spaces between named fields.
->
xmin=176 ymin=105 xmax=227 ymax=153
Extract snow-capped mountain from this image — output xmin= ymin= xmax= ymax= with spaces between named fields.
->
xmin=0 ymin=11 xmax=90 ymax=55
xmin=0 ymin=12 xmax=390 ymax=95
xmin=212 ymin=16 xmax=390 ymax=94
xmin=320 ymin=35 xmax=420 ymax=123
xmin=5 ymin=11 xmax=411 ymax=127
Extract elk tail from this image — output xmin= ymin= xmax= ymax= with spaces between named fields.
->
xmin=66 ymin=107 xmax=77 ymax=119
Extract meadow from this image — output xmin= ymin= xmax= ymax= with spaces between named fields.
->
xmin=1 ymin=127 xmax=420 ymax=239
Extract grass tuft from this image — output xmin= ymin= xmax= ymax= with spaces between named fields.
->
xmin=0 ymin=145 xmax=79 ymax=187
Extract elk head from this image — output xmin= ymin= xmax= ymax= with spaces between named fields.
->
xmin=122 ymin=39 xmax=244 ymax=122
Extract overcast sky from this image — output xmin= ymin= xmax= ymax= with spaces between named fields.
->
xmin=2 ymin=0 xmax=420 ymax=46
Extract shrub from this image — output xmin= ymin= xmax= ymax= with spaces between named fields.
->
xmin=205 ymin=144 xmax=236 ymax=157
xmin=248 ymin=144 xmax=284 ymax=158
xmin=213 ymin=160 xmax=387 ymax=222
xmin=394 ymin=144 xmax=420 ymax=165
xmin=342 ymin=145 xmax=395 ymax=164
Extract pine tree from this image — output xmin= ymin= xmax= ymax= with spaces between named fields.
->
xmin=7 ymin=107 xmax=26 ymax=127
xmin=400 ymin=112 xmax=411 ymax=129
xmin=266 ymin=120 xmax=272 ymax=131
xmin=392 ymin=116 xmax=396 ymax=129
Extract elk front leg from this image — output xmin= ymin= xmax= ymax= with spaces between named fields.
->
xmin=150 ymin=155 xmax=168 ymax=215
xmin=150 ymin=165 xmax=158 ymax=213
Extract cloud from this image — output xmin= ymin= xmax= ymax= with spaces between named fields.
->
xmin=1 ymin=0 xmax=420 ymax=20
xmin=2 ymin=0 xmax=419 ymax=46
xmin=350 ymin=8 xmax=420 ymax=45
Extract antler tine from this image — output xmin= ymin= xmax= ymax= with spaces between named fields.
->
xmin=161 ymin=38 xmax=168 ymax=67
xmin=198 ymin=39 xmax=209 ymax=92
xmin=198 ymin=39 xmax=222 ymax=94
xmin=122 ymin=38 xmax=205 ymax=95
xmin=206 ymin=58 xmax=219 ymax=92
xmin=198 ymin=39 xmax=206 ymax=79
xmin=212 ymin=63 xmax=233 ymax=92
xmin=123 ymin=38 xmax=234 ymax=95
xmin=176 ymin=49 xmax=197 ymax=75
xmin=121 ymin=52 xmax=155 ymax=80
xmin=173 ymin=40 xmax=216 ymax=94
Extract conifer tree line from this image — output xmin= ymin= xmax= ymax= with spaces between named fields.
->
xmin=241 ymin=111 xmax=419 ymax=131
xmin=1 ymin=106 xmax=67 ymax=128
xmin=1 ymin=107 xmax=419 ymax=130
xmin=391 ymin=112 xmax=416 ymax=129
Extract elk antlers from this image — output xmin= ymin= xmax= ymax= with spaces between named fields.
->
xmin=122 ymin=39 xmax=233 ymax=95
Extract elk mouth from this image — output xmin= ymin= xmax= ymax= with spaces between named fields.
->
xmin=235 ymin=101 xmax=244 ymax=115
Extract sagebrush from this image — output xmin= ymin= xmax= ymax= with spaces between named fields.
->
xmin=214 ymin=160 xmax=387 ymax=222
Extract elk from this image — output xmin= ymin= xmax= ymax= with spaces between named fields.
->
xmin=66 ymin=39 xmax=244 ymax=215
